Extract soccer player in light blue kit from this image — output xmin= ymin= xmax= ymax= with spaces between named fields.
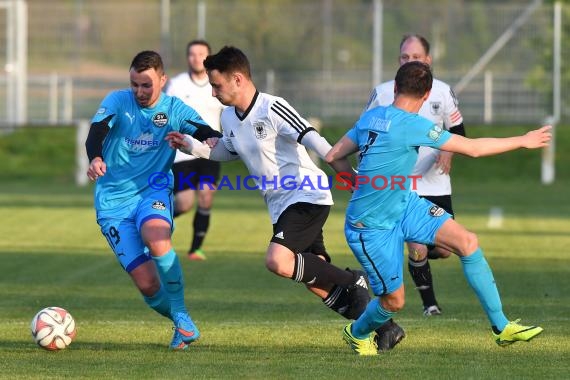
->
xmin=85 ymin=50 xmax=221 ymax=350
xmin=326 ymin=61 xmax=549 ymax=355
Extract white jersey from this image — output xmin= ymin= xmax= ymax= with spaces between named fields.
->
xmin=166 ymin=72 xmax=224 ymax=163
xmin=220 ymin=91 xmax=333 ymax=223
xmin=364 ymin=78 xmax=463 ymax=196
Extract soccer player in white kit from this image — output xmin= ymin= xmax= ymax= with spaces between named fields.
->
xmin=166 ymin=46 xmax=405 ymax=348
xmin=365 ymin=34 xmax=466 ymax=316
xmin=166 ymin=40 xmax=225 ymax=261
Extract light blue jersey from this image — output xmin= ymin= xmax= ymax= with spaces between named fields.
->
xmin=345 ymin=102 xmax=513 ymax=333
xmin=346 ymin=105 xmax=451 ymax=229
xmin=91 ymin=89 xmax=207 ymax=212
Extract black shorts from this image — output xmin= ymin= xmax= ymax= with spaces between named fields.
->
xmin=172 ymin=159 xmax=221 ymax=194
xmin=419 ymin=194 xmax=454 ymax=217
xmin=271 ymin=202 xmax=330 ymax=257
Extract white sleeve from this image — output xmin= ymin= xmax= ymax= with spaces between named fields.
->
xmin=300 ymin=130 xmax=332 ymax=160
xmin=270 ymin=98 xmax=313 ymax=143
xmin=364 ymin=88 xmax=381 ymax=112
xmin=179 ymin=135 xmax=210 ymax=158
xmin=180 ymin=135 xmax=239 ymax=161
xmin=164 ymin=79 xmax=175 ymax=96
xmin=210 ymin=141 xmax=240 ymax=161
xmin=443 ymin=85 xmax=463 ymax=129
xmin=363 ymin=82 xmax=394 ymax=113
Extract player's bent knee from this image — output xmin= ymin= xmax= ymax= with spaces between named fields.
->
xmin=464 ymin=231 xmax=479 ymax=254
xmin=146 ymin=240 xmax=172 ymax=256
xmin=265 ymin=256 xmax=285 ymax=276
xmin=408 ymin=245 xmax=428 ymax=261
xmin=198 ymin=193 xmax=215 ymax=208
xmin=175 ymin=190 xmax=195 ymax=213
xmin=176 ymin=203 xmax=193 ymax=214
xmin=380 ymin=295 xmax=405 ymax=312
xmin=454 ymin=230 xmax=479 ymax=256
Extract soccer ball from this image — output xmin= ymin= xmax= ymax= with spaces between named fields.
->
xmin=30 ymin=307 xmax=77 ymax=350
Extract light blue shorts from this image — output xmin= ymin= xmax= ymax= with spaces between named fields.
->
xmin=344 ymin=192 xmax=451 ymax=296
xmin=96 ymin=191 xmax=174 ymax=273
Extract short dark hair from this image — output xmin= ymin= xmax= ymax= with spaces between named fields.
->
xmin=186 ymin=39 xmax=211 ymax=55
xmin=400 ymin=34 xmax=430 ymax=55
xmin=395 ymin=61 xmax=433 ymax=98
xmin=204 ymin=46 xmax=251 ymax=79
xmin=130 ymin=50 xmax=164 ymax=74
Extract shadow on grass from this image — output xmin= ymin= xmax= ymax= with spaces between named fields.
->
xmin=476 ymin=229 xmax=570 ymax=237
xmin=0 ymin=340 xmax=166 ymax=352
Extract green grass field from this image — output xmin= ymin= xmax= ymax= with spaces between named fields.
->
xmin=0 ymin=126 xmax=569 ymax=379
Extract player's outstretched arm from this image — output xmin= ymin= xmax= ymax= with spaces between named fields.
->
xmin=440 ymin=125 xmax=551 ymax=158
xmin=165 ymin=131 xmax=239 ymax=162
xmin=325 ymin=135 xmax=356 ymax=162
xmin=300 ymin=130 xmax=354 ymax=175
xmin=326 ymin=135 xmax=359 ymax=171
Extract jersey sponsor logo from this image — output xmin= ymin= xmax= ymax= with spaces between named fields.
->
xmin=428 ymin=205 xmax=445 ymax=217
xmin=152 ymin=112 xmax=168 ymax=128
xmin=152 ymin=201 xmax=166 ymax=210
xmin=274 ymin=231 xmax=284 ymax=239
xmin=96 ymin=107 xmax=106 ymax=114
xmin=427 ymin=125 xmax=443 ymax=141
xmin=229 ymin=130 xmax=235 ymax=137
xmin=429 ymin=101 xmax=442 ymax=115
xmin=253 ymin=121 xmax=267 ymax=139
xmin=125 ymin=132 xmax=159 ymax=152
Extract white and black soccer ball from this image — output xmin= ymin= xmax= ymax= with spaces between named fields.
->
xmin=30 ymin=307 xmax=77 ymax=350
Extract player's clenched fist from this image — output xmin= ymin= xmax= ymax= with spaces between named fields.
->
xmin=87 ymin=157 xmax=106 ymax=181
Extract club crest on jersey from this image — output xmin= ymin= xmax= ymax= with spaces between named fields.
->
xmin=430 ymin=101 xmax=442 ymax=115
xmin=152 ymin=112 xmax=168 ymax=128
xmin=253 ymin=121 xmax=267 ymax=139
xmin=152 ymin=201 xmax=166 ymax=210
xmin=428 ymin=205 xmax=445 ymax=217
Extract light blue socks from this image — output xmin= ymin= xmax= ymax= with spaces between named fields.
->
xmin=153 ymin=249 xmax=187 ymax=314
xmin=143 ymin=285 xmax=171 ymax=319
xmin=351 ymin=298 xmax=393 ymax=339
xmin=460 ymin=248 xmax=509 ymax=331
